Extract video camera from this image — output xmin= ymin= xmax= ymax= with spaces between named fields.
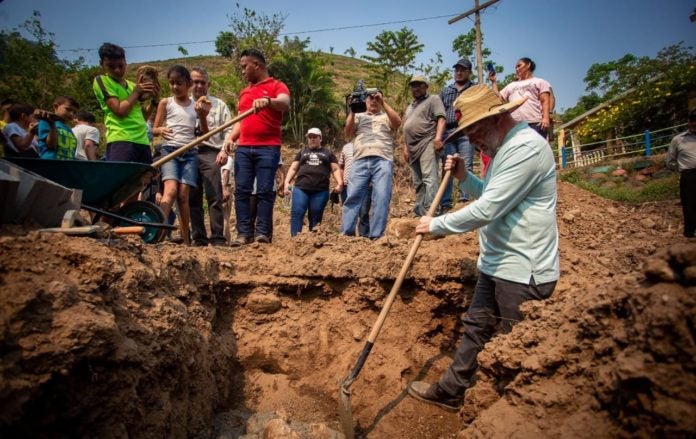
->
xmin=346 ymin=80 xmax=380 ymax=114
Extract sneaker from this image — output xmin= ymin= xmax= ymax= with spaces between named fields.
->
xmin=230 ymin=235 xmax=252 ymax=247
xmin=254 ymin=234 xmax=271 ymax=244
xmin=407 ymin=381 xmax=463 ymax=412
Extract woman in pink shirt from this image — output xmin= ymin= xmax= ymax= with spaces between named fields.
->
xmin=489 ymin=57 xmax=551 ymax=138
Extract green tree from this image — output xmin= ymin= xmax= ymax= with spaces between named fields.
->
xmin=362 ymin=27 xmax=424 ymax=93
xmin=565 ymin=43 xmax=696 ymax=142
xmin=344 ymin=47 xmax=356 ymax=58
xmin=416 ymin=51 xmax=450 ymax=91
xmin=215 ymin=4 xmax=286 ymax=67
xmin=0 ymin=11 xmax=98 ymax=114
xmin=451 ymin=28 xmax=508 ymax=85
xmin=269 ymin=37 xmax=341 ymax=145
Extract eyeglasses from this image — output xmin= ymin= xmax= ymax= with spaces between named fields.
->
xmin=192 ymin=80 xmax=208 ymax=85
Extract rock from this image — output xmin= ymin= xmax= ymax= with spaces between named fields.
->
xmin=683 ymin=266 xmax=696 ymax=284
xmin=637 ymin=166 xmax=657 ymax=176
xmin=668 ymin=243 xmax=696 ymax=268
xmin=601 ymin=181 xmax=618 ymax=189
xmin=640 ymin=218 xmax=656 ymax=229
xmin=611 ymin=169 xmax=628 ymax=177
xmin=634 ymin=174 xmax=649 ymax=182
xmin=643 ymin=258 xmax=676 ymax=283
xmin=262 ymin=419 xmax=298 ymax=439
xmin=563 ymin=212 xmax=575 ymax=223
xmin=308 ymin=423 xmax=345 ymax=439
xmin=247 ymin=293 xmax=282 ymax=314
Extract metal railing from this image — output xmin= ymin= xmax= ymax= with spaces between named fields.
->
xmin=556 ymin=123 xmax=687 ymax=169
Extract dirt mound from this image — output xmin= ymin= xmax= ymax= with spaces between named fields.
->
xmin=0 ymin=181 xmax=694 ymax=438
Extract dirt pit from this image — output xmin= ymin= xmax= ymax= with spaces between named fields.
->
xmin=1 ymin=182 xmax=695 ymax=438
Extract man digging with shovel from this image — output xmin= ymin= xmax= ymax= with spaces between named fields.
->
xmin=408 ymin=84 xmax=560 ymax=411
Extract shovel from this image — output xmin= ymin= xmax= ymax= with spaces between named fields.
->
xmin=151 ymin=108 xmax=255 ymax=169
xmin=339 ymin=169 xmax=452 ymax=439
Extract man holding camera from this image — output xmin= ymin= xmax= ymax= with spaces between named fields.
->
xmin=341 ymin=88 xmax=401 ymax=239
xmin=403 ymin=75 xmax=446 ymax=217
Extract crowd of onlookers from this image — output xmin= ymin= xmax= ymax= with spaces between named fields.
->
xmin=1 ymin=42 xmax=558 ymax=245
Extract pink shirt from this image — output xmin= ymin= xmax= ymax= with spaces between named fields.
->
xmin=500 ymin=77 xmax=551 ymax=124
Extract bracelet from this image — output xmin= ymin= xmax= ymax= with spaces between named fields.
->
xmin=265 ymin=96 xmax=272 ymax=105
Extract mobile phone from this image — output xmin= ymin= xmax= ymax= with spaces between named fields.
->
xmin=486 ymin=62 xmax=496 ymax=76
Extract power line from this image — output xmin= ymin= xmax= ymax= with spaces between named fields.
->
xmin=56 ymin=11 xmax=463 ymax=53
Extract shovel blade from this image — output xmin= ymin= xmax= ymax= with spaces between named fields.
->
xmin=339 ymin=385 xmax=355 ymax=439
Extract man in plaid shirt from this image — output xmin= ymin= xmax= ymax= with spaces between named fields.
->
xmin=439 ymin=59 xmax=475 ymax=213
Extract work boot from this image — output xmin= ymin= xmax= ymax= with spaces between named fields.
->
xmin=407 ymin=381 xmax=463 ymax=412
xmin=254 ymin=234 xmax=271 ymax=244
xmin=230 ymin=235 xmax=252 ymax=247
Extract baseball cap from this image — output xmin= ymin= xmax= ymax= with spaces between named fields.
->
xmin=408 ymin=75 xmax=429 ymax=86
xmin=453 ymin=58 xmax=472 ymax=70
xmin=306 ymin=127 xmax=322 ymax=137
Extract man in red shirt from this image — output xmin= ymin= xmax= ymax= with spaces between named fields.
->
xmin=226 ymin=48 xmax=290 ymax=245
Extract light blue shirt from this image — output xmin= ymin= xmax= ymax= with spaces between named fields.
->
xmin=429 ymin=122 xmax=560 ymax=284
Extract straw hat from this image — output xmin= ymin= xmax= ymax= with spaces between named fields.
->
xmin=445 ymin=84 xmax=527 ymax=143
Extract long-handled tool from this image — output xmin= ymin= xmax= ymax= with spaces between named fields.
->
xmin=151 ymin=108 xmax=255 ymax=169
xmin=339 ymin=169 xmax=452 ymax=439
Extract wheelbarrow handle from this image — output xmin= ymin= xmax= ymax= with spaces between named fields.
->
xmin=151 ymin=108 xmax=256 ymax=169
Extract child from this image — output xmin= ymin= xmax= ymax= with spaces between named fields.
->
xmin=152 ymin=65 xmax=209 ymax=246
xmin=2 ymin=103 xmax=39 ymax=158
xmin=93 ymin=42 xmax=159 ymax=164
xmin=36 ymin=96 xmax=79 ymax=160
xmin=72 ymin=110 xmax=100 ymax=160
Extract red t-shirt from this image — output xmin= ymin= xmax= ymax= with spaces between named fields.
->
xmin=238 ymin=77 xmax=290 ymax=146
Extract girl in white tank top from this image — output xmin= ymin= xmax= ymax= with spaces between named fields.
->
xmin=152 ymin=65 xmax=210 ymax=245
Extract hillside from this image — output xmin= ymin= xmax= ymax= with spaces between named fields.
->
xmin=128 ymin=52 xmax=377 ymax=109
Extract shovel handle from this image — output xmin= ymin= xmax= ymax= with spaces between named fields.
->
xmin=151 ymin=108 xmax=255 ymax=169
xmin=342 ymin=170 xmax=452 ymax=386
xmin=112 ymin=226 xmax=145 ymax=235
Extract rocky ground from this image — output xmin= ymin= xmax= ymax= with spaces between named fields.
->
xmin=0 ymin=181 xmax=694 ymax=438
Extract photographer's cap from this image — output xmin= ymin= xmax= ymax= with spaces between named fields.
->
xmin=408 ymin=75 xmax=429 ymax=86
xmin=453 ymin=58 xmax=472 ymax=70
xmin=306 ymin=127 xmax=322 ymax=138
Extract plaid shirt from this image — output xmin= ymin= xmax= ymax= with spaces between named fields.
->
xmin=440 ymin=81 xmax=474 ymax=129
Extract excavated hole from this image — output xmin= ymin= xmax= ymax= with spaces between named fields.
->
xmin=207 ymin=276 xmax=472 ymax=438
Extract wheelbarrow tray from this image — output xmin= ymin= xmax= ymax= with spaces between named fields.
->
xmin=6 ymin=158 xmax=155 ymax=209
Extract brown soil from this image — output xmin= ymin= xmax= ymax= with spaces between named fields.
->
xmin=1 ymin=181 xmax=694 ymax=438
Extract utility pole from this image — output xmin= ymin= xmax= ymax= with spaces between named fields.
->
xmin=449 ymin=0 xmax=501 ymax=81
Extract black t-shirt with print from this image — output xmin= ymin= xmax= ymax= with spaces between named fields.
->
xmin=293 ymin=146 xmax=337 ymax=191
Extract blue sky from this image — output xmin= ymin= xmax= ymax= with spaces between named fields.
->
xmin=0 ymin=0 xmax=694 ymax=111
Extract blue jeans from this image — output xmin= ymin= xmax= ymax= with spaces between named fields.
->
xmin=290 ymin=187 xmax=329 ymax=236
xmin=440 ymin=131 xmax=473 ymax=208
xmin=234 ymin=146 xmax=280 ymax=238
xmin=341 ymin=156 xmax=392 ymax=239
xmin=341 ymin=185 xmax=371 ymax=237
xmin=409 ymin=144 xmax=439 ymax=216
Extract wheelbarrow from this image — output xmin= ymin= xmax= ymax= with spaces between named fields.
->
xmin=7 ymin=108 xmax=254 ymax=243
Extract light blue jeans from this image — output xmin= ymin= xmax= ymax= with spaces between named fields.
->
xmin=341 ymin=156 xmax=393 ymax=239
xmin=409 ymin=144 xmax=439 ymax=216
xmin=440 ymin=131 xmax=473 ymax=208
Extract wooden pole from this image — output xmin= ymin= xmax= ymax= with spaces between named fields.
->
xmin=474 ymin=0 xmax=484 ymax=81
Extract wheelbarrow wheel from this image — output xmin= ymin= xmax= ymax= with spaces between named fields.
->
xmin=117 ymin=200 xmax=167 ymax=243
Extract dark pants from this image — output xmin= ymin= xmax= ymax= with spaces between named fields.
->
xmin=190 ymin=146 xmax=225 ymax=245
xmin=439 ymin=272 xmax=556 ymax=396
xmin=681 ymin=169 xmax=696 ymax=238
xmin=528 ymin=123 xmax=547 ymax=139
xmin=234 ymin=146 xmax=280 ymax=238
